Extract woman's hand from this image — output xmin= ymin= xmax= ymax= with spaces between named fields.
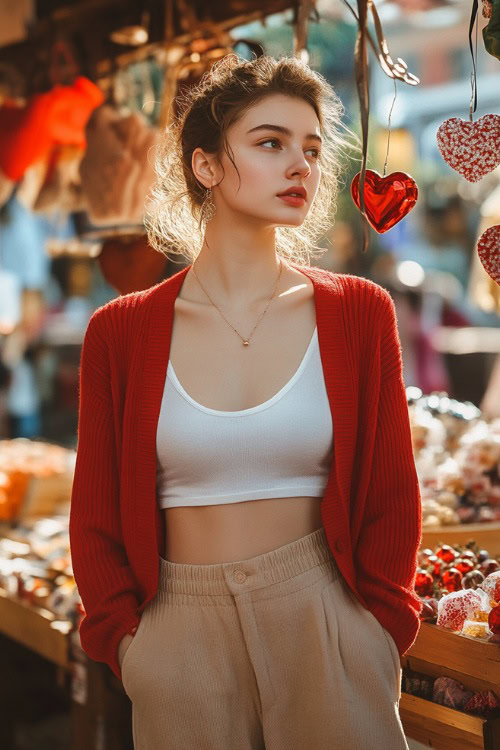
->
xmin=118 ymin=632 xmax=135 ymax=670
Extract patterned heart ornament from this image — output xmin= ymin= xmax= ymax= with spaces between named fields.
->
xmin=436 ymin=114 xmax=500 ymax=182
xmin=351 ymin=169 xmax=418 ymax=233
xmin=477 ymin=225 xmax=500 ymax=284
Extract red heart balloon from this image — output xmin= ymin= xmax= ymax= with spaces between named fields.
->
xmin=477 ymin=225 xmax=500 ymax=284
xmin=351 ymin=169 xmax=418 ymax=233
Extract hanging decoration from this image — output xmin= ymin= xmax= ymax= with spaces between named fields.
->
xmin=4 ymin=41 xmax=95 ymax=214
xmin=98 ymin=233 xmax=167 ymax=295
xmin=435 ymin=0 xmax=500 ymax=288
xmin=482 ymin=0 xmax=500 ymax=61
xmin=341 ymin=0 xmax=419 ymax=251
xmin=477 ymin=225 xmax=500 ymax=284
xmin=482 ymin=0 xmax=494 ymax=17
xmin=79 ymin=104 xmax=159 ymax=226
xmin=159 ymin=34 xmax=235 ymax=131
xmin=351 ymin=169 xmax=418 ymax=234
xmin=0 ymin=76 xmax=103 ymax=182
xmin=437 ymin=114 xmax=500 ymax=182
xmin=292 ymin=0 xmax=317 ymax=62
xmin=437 ymin=1 xmax=500 ymax=182
xmin=350 ymin=77 xmax=418 ymax=233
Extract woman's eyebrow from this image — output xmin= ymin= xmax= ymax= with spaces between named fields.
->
xmin=246 ymin=124 xmax=322 ymax=144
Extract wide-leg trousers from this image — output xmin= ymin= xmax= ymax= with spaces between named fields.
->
xmin=121 ymin=526 xmax=408 ymax=750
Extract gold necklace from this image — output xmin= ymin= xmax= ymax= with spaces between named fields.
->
xmin=191 ymin=257 xmax=283 ymax=346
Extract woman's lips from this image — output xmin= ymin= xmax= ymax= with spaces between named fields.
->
xmin=277 ymin=194 xmax=306 ymax=207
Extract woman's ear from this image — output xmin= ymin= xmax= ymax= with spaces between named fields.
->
xmin=192 ymin=147 xmax=217 ymax=190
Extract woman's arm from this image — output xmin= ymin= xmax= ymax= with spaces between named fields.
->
xmin=354 ymin=292 xmax=423 ymax=657
xmin=69 ymin=309 xmax=141 ymax=681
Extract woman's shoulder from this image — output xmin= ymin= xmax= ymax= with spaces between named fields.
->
xmin=310 ymin=265 xmax=393 ymax=313
xmin=334 ymin=270 xmax=391 ymax=303
xmin=83 ymin=277 xmax=172 ymax=356
xmin=89 ymin=275 xmax=174 ymax=327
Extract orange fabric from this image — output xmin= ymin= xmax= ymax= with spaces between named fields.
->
xmin=0 ymin=76 xmax=104 ymax=180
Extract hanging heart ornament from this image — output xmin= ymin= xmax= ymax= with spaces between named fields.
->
xmin=477 ymin=225 xmax=500 ymax=284
xmin=351 ymin=169 xmax=418 ymax=233
xmin=436 ymin=114 xmax=500 ymax=182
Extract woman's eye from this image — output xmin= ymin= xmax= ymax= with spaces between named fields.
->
xmin=260 ymin=139 xmax=280 ymax=149
xmin=259 ymin=139 xmax=320 ymax=158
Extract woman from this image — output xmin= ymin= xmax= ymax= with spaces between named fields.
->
xmin=69 ymin=54 xmax=422 ymax=749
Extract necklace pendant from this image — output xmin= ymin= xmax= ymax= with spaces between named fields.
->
xmin=243 ymin=341 xmax=249 ymax=346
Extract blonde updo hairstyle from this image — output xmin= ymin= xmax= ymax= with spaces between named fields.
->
xmin=145 ymin=53 xmax=354 ymax=267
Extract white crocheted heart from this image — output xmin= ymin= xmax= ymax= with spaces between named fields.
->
xmin=437 ymin=114 xmax=500 ymax=183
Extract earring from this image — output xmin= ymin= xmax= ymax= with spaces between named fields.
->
xmin=200 ymin=187 xmax=216 ymax=223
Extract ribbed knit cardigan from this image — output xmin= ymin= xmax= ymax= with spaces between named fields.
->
xmin=69 ymin=261 xmax=423 ymax=682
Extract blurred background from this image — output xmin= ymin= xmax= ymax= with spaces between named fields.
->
xmin=0 ymin=1 xmax=499 ymax=749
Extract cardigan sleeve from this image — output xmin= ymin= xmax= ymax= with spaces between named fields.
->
xmin=69 ymin=308 xmax=141 ymax=681
xmin=354 ymin=291 xmax=423 ymax=658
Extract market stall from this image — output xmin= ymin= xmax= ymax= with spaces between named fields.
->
xmin=399 ymin=390 xmax=500 ymax=749
xmin=401 ymin=623 xmax=500 ymax=750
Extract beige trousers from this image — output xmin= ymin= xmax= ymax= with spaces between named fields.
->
xmin=121 ymin=526 xmax=407 ymax=750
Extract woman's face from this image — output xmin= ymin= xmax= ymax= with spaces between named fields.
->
xmin=198 ymin=94 xmax=322 ymax=228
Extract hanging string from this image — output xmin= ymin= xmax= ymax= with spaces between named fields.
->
xmin=383 ymin=77 xmax=397 ymax=178
xmin=353 ymin=0 xmax=371 ymax=253
xmin=342 ymin=0 xmax=420 ymax=253
xmin=339 ymin=0 xmax=419 ymax=85
xmin=469 ymin=0 xmax=479 ymax=121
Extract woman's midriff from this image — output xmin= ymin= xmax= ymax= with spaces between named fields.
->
xmin=162 ymin=495 xmax=324 ymax=564
xmin=161 ymin=263 xmax=324 ymax=564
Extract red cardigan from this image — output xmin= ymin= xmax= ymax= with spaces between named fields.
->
xmin=69 ymin=261 xmax=423 ymax=681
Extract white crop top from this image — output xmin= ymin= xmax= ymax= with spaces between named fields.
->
xmin=156 ymin=326 xmax=333 ymax=508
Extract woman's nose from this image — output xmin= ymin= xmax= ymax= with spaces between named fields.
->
xmin=288 ymin=158 xmax=311 ymax=178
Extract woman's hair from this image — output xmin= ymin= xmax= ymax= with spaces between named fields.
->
xmin=144 ymin=53 xmax=358 ymax=267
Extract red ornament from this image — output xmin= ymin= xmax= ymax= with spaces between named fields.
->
xmin=436 ymin=544 xmax=458 ymax=565
xmin=461 ymin=570 xmax=485 ymax=590
xmin=420 ymin=598 xmax=439 ymax=620
xmin=460 ymin=550 xmax=478 ymax=565
xmin=488 ymin=603 xmax=500 ymax=635
xmin=464 ymin=690 xmax=500 ymax=719
xmin=455 ymin=559 xmax=475 ymax=576
xmin=436 ymin=114 xmax=500 ymax=183
xmin=477 ymin=225 xmax=500 ymax=284
xmin=350 ymin=169 xmax=418 ymax=233
xmin=427 ymin=555 xmax=443 ymax=578
xmin=415 ymin=569 xmax=434 ymax=597
xmin=442 ymin=567 xmax=463 ymax=593
xmin=480 ymin=559 xmax=500 ymax=577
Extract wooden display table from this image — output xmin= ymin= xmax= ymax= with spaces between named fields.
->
xmin=0 ymin=585 xmax=70 ymax=666
xmin=0 ymin=585 xmax=133 ymax=749
xmin=400 ymin=622 xmax=500 ymax=750
xmin=421 ymin=522 xmax=500 ymax=557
